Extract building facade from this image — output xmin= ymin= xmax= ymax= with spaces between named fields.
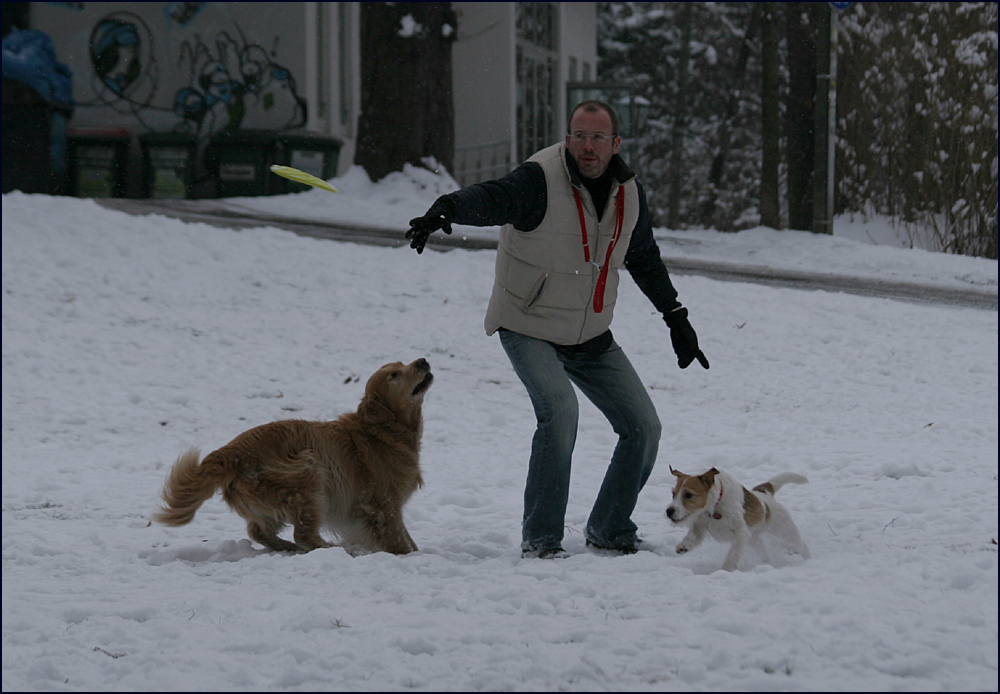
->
xmin=17 ymin=2 xmax=597 ymax=193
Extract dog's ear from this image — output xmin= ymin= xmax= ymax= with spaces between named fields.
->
xmin=359 ymin=394 xmax=394 ymax=424
xmin=699 ymin=468 xmax=720 ymax=485
xmin=670 ymin=467 xmax=684 ymax=478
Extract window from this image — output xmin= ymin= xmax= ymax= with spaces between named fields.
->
xmin=516 ymin=1 xmax=555 ymax=50
xmin=516 ymin=2 xmax=558 ymax=162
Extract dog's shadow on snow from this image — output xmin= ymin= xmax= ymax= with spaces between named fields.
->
xmin=140 ymin=539 xmax=278 ymax=566
xmin=669 ymin=540 xmax=809 ymax=575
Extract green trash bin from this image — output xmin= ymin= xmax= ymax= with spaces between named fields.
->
xmin=2 ymin=77 xmax=72 ymax=195
xmin=275 ymin=132 xmax=342 ymax=194
xmin=207 ymin=129 xmax=279 ymax=198
xmin=67 ymin=127 xmax=130 ymax=198
xmin=140 ymin=132 xmax=197 ymax=199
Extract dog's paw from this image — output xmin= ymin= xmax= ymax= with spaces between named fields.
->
xmin=675 ymin=543 xmax=691 ymax=554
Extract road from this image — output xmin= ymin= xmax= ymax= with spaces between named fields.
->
xmin=98 ymin=198 xmax=997 ymax=311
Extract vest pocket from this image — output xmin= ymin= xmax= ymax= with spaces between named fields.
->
xmin=523 ymin=273 xmax=549 ymax=310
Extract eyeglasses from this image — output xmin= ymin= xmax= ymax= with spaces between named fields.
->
xmin=569 ymin=132 xmax=616 ymax=144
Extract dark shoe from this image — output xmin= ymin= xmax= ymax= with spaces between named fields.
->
xmin=522 ymin=546 xmax=569 ymax=559
xmin=586 ymin=538 xmax=643 ymax=556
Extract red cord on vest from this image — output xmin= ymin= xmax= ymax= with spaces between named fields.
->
xmin=592 ymin=185 xmax=625 ymax=313
xmin=572 ymin=185 xmax=626 ymax=314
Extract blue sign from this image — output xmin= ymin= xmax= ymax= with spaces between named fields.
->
xmin=830 ymin=2 xmax=854 ymax=9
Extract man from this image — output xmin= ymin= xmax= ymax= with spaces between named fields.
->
xmin=406 ymin=100 xmax=709 ymax=559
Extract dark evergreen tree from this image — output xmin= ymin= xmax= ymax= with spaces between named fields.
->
xmin=599 ymin=2 xmax=761 ymax=231
xmin=600 ymin=2 xmax=996 ymax=257
xmin=355 ymin=2 xmax=456 ymax=182
xmin=836 ymin=2 xmax=997 ymax=258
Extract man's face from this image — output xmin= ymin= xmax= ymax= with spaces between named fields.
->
xmin=565 ymin=108 xmax=621 ymax=179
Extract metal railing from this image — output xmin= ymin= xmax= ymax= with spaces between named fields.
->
xmin=453 ymin=139 xmax=514 ymax=187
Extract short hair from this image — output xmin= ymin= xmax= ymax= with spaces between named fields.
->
xmin=567 ymin=100 xmax=620 ymax=137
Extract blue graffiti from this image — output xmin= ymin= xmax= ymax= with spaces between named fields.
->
xmin=165 ymin=2 xmax=206 ymax=27
xmin=90 ymin=18 xmax=140 ymax=96
xmin=174 ymin=31 xmax=304 ymax=135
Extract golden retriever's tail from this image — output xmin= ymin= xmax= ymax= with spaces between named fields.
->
xmin=154 ymin=448 xmax=230 ymax=526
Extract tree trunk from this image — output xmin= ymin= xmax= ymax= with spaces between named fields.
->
xmin=667 ymin=3 xmax=691 ymax=230
xmin=784 ymin=2 xmax=818 ymax=231
xmin=760 ymin=2 xmax=781 ymax=230
xmin=355 ymin=2 xmax=456 ymax=182
xmin=811 ymin=3 xmax=834 ymax=234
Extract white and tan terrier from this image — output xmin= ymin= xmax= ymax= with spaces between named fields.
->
xmin=666 ymin=467 xmax=810 ymax=571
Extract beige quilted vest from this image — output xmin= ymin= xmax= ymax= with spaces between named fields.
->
xmin=484 ymin=143 xmax=639 ymax=345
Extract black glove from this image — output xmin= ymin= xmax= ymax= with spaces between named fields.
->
xmin=406 ymin=198 xmax=455 ymax=254
xmin=664 ymin=306 xmax=710 ymax=369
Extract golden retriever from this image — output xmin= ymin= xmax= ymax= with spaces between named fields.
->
xmin=154 ymin=358 xmax=433 ymax=554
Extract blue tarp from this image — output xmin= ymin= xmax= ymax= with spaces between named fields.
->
xmin=2 ymin=28 xmax=74 ymax=107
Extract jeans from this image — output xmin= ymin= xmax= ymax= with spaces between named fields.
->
xmin=498 ymin=329 xmax=661 ymax=552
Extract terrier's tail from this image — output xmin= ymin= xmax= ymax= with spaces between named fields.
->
xmin=754 ymin=472 xmax=809 ymax=496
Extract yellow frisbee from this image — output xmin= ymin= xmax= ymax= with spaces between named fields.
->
xmin=269 ymin=165 xmax=339 ymax=193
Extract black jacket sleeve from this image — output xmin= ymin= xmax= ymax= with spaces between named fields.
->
xmin=436 ymin=162 xmax=548 ymax=232
xmin=624 ymin=181 xmax=682 ymax=315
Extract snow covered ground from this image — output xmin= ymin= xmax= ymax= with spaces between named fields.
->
xmin=2 ymin=166 xmax=997 ymax=691
xmin=226 ymin=163 xmax=999 ymax=293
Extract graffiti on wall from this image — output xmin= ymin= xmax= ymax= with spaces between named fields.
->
xmin=87 ymin=11 xmax=160 ymax=111
xmin=75 ymin=6 xmax=306 ymax=137
xmin=165 ymin=2 xmax=206 ymax=28
xmin=173 ymin=30 xmax=306 ymax=135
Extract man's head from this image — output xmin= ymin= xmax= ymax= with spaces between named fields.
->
xmin=565 ymin=100 xmax=621 ymax=179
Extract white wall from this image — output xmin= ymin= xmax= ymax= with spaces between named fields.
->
xmin=32 ymin=2 xmax=310 ymax=136
xmin=304 ymin=2 xmax=361 ymax=174
xmin=25 ymin=1 xmax=594 ymax=186
xmin=451 ymin=2 xmax=597 ymax=182
xmin=451 ymin=2 xmax=515 ymax=151
xmin=559 ymin=3 xmax=599 ymax=129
